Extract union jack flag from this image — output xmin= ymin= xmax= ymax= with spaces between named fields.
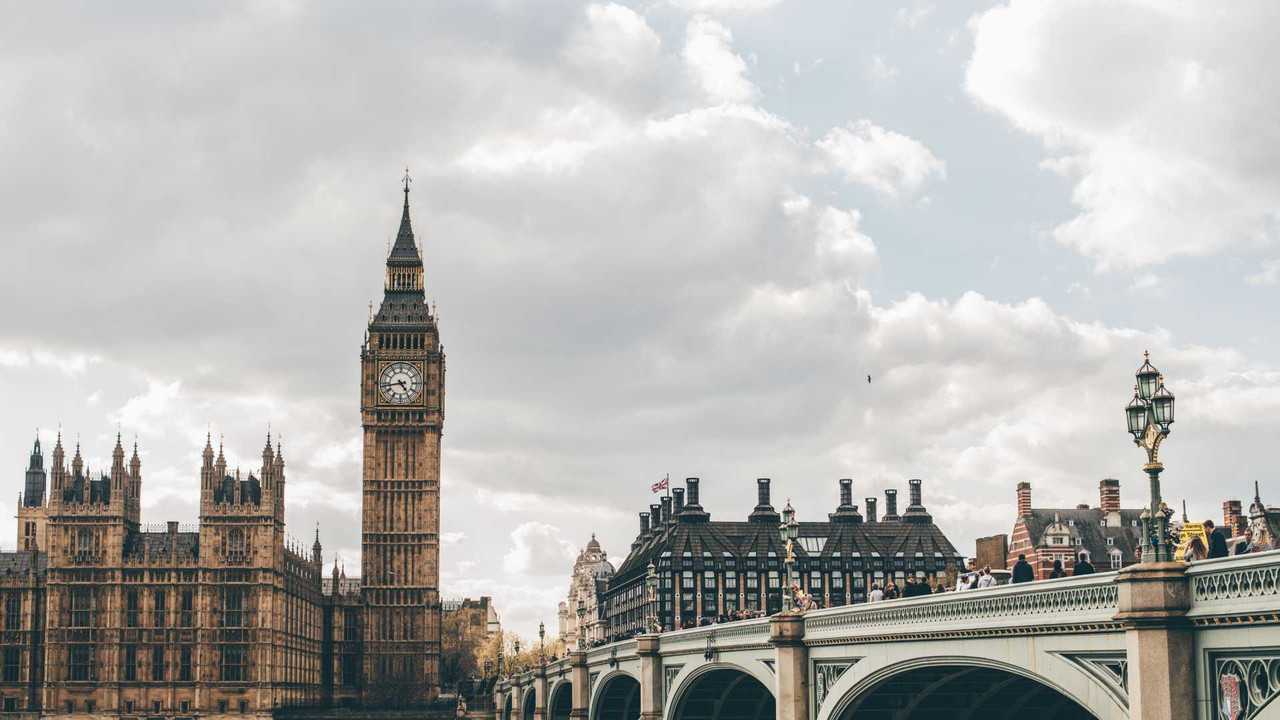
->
xmin=651 ymin=475 xmax=669 ymax=493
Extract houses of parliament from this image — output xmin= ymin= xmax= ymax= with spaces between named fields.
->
xmin=0 ymin=182 xmax=446 ymax=717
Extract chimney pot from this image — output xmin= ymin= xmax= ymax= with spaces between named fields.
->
xmin=686 ymin=477 xmax=700 ymax=507
xmin=650 ymin=504 xmax=662 ymax=529
xmin=839 ymin=479 xmax=853 ymax=508
xmin=756 ymin=478 xmax=771 ymax=508
xmin=865 ymin=497 xmax=878 ymax=523
xmin=908 ymin=478 xmax=922 ymax=508
xmin=1223 ymin=500 xmax=1244 ymax=535
xmin=672 ymin=487 xmax=685 ymax=515
xmin=639 ymin=512 xmax=650 ymax=535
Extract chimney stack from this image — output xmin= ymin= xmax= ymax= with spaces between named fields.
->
xmin=672 ymin=487 xmax=685 ymax=516
xmin=1017 ymin=482 xmax=1032 ymax=518
xmin=661 ymin=496 xmax=673 ymax=527
xmin=650 ymin=503 xmax=662 ymax=531
xmin=639 ymin=512 xmax=650 ymax=536
xmin=883 ymin=489 xmax=899 ymax=520
xmin=865 ymin=497 xmax=877 ymax=523
xmin=749 ymin=478 xmax=781 ymax=523
xmin=829 ymin=479 xmax=862 ymax=523
xmin=839 ymin=479 xmax=853 ymax=508
xmin=908 ymin=478 xmax=923 ymax=508
xmin=1224 ymin=500 xmax=1244 ymax=535
xmin=686 ymin=478 xmax=700 ymax=508
xmin=1099 ymin=478 xmax=1121 ymax=513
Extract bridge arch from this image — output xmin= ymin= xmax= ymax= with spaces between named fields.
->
xmin=591 ymin=670 xmax=641 ymax=720
xmin=502 ymin=692 xmax=514 ymax=720
xmin=521 ymin=685 xmax=538 ymax=720
xmin=818 ymin=656 xmax=1121 ymax=720
xmin=549 ymin=679 xmax=573 ymax=720
xmin=667 ymin=663 xmax=775 ymax=720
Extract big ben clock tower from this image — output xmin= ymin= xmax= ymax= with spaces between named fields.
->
xmin=360 ymin=174 xmax=445 ymax=702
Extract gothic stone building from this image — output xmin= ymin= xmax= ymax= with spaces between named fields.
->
xmin=603 ymin=477 xmax=964 ymax=640
xmin=0 ymin=183 xmax=446 ymax=716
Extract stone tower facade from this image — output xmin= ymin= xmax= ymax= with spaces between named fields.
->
xmin=359 ymin=179 xmax=445 ymax=702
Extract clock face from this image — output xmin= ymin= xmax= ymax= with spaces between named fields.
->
xmin=378 ymin=362 xmax=422 ymax=404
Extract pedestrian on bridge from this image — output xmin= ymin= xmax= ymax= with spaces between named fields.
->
xmin=1011 ymin=554 xmax=1034 ymax=584
xmin=1049 ymin=559 xmax=1066 ymax=579
xmin=1073 ymin=554 xmax=1096 ymax=575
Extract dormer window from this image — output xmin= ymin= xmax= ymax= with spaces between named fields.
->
xmin=1106 ymin=537 xmax=1115 ymax=546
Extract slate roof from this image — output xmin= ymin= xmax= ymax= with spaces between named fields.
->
xmin=62 ymin=471 xmax=111 ymax=504
xmin=1024 ymin=507 xmax=1143 ymax=564
xmin=211 ymin=473 xmax=261 ymax=506
xmin=610 ymin=480 xmax=962 ymax=589
xmin=0 ymin=552 xmax=45 ymax=578
xmin=123 ymin=530 xmax=200 ymax=563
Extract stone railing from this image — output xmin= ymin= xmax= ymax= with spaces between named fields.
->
xmin=1186 ymin=549 xmax=1280 ymax=623
xmin=803 ymin=572 xmax=1122 ymax=643
xmin=657 ymin=617 xmax=772 ymax=656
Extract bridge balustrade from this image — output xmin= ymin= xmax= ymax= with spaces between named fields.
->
xmin=493 ymin=551 xmax=1280 ymax=720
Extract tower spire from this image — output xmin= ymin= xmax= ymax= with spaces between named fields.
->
xmin=389 ymin=167 xmax=419 ymax=260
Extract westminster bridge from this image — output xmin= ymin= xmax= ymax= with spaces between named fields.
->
xmin=494 ymin=552 xmax=1280 ymax=720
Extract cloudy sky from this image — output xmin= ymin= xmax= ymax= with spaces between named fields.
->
xmin=2 ymin=0 xmax=1279 ymax=640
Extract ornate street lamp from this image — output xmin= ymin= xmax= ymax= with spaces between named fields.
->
xmin=538 ymin=621 xmax=546 ymax=664
xmin=512 ymin=638 xmax=521 ymax=674
xmin=779 ymin=500 xmax=799 ymax=612
xmin=1125 ymin=351 xmax=1176 ymax=562
xmin=645 ymin=561 xmax=659 ymax=633
xmin=575 ymin=599 xmax=587 ymax=651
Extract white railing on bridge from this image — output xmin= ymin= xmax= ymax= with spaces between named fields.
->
xmin=1186 ymin=548 xmax=1280 ymax=622
xmin=657 ymin=616 xmax=772 ymax=656
xmin=804 ymin=571 xmax=1122 ymax=642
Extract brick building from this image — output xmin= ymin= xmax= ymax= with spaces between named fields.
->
xmin=1006 ymin=479 xmax=1143 ymax=579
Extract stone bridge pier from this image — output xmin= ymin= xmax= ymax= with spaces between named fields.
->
xmin=495 ymin=552 xmax=1280 ymax=720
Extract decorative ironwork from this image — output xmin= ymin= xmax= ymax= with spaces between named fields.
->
xmin=1211 ymin=652 xmax=1280 ymax=720
xmin=608 ymin=645 xmax=618 ymax=668
xmin=589 ymin=671 xmax=599 ymax=692
xmin=664 ymin=665 xmax=683 ymax=697
xmin=703 ymin=630 xmax=717 ymax=662
xmin=1058 ymin=652 xmax=1128 ymax=708
xmin=1191 ymin=560 xmax=1280 ymax=604
xmin=813 ymin=660 xmax=857 ymax=710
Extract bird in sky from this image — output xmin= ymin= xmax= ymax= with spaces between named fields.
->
xmin=867 ymin=374 xmax=872 ymax=384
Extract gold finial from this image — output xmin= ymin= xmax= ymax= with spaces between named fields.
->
xmin=403 ymin=166 xmax=412 ymax=195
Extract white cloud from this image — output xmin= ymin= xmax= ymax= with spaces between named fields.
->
xmin=868 ymin=54 xmax=900 ymax=84
xmin=502 ymin=522 xmax=577 ymax=576
xmin=442 ymin=531 xmax=467 ymax=546
xmin=565 ymin=4 xmax=662 ymax=78
xmin=112 ymin=379 xmax=183 ymax=436
xmin=683 ymin=16 xmax=758 ymax=103
xmin=1246 ymin=259 xmax=1280 ymax=286
xmin=895 ymin=4 xmax=934 ymax=29
xmin=966 ymin=0 xmax=1280 ymax=270
xmin=817 ymin=119 xmax=946 ymax=198
xmin=670 ymin=0 xmax=783 ymax=14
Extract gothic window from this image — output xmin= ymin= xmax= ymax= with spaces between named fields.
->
xmin=123 ymin=645 xmax=137 ymax=682
xmin=221 ymin=645 xmax=247 ymax=682
xmin=3 ymin=648 xmax=19 ymax=682
xmin=151 ymin=646 xmax=164 ymax=681
xmin=69 ymin=588 xmax=92 ymax=627
xmin=3 ymin=593 xmax=20 ymax=631
xmin=126 ymin=590 xmax=139 ymax=627
xmin=222 ymin=588 xmax=245 ymax=627
xmin=153 ymin=590 xmax=166 ymax=628
xmin=179 ymin=590 xmax=194 ymax=627
xmin=68 ymin=645 xmax=94 ymax=681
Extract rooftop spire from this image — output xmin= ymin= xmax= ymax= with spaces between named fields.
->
xmin=389 ymin=167 xmax=420 ymax=261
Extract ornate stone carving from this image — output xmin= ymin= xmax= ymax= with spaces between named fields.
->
xmin=1212 ymin=652 xmax=1280 ymax=720
xmin=813 ymin=660 xmax=858 ymax=709
xmin=1058 ymin=652 xmax=1128 ymax=708
xmin=663 ymin=665 xmax=683 ymax=697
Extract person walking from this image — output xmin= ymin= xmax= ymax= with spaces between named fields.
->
xmin=1205 ymin=519 xmax=1230 ymax=559
xmin=1048 ymin=559 xmax=1066 ymax=579
xmin=1073 ymin=553 xmax=1096 ymax=575
xmin=868 ymin=583 xmax=884 ymax=603
xmin=884 ymin=579 xmax=899 ymax=600
xmin=1011 ymin=554 xmax=1035 ymax=583
xmin=976 ymin=567 xmax=996 ymax=589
